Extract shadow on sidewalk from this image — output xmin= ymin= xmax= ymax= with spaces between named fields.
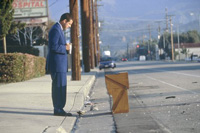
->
xmin=79 ymin=112 xmax=112 ymax=118
xmin=0 ymin=107 xmax=52 ymax=116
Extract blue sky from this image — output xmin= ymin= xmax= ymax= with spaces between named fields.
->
xmin=48 ymin=0 xmax=69 ymax=22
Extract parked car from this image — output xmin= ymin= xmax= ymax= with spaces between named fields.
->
xmin=99 ymin=56 xmax=116 ymax=70
xmin=192 ymin=55 xmax=199 ymax=61
xmin=185 ymin=55 xmax=199 ymax=61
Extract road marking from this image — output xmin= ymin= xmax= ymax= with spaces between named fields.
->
xmin=169 ymin=71 xmax=200 ymax=78
xmin=154 ymin=69 xmax=200 ymax=78
xmin=145 ymin=75 xmax=197 ymax=94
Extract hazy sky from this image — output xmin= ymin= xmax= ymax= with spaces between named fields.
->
xmin=99 ymin=0 xmax=200 ymax=23
xmin=48 ymin=0 xmax=200 ymax=24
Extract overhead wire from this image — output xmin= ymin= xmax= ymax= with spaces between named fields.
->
xmin=49 ymin=0 xmax=58 ymax=7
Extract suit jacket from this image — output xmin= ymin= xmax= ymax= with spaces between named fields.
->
xmin=46 ymin=22 xmax=67 ymax=73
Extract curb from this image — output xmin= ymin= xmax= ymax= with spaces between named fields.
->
xmin=55 ymin=72 xmax=97 ymax=133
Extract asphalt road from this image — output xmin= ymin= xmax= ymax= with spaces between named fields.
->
xmin=111 ymin=61 xmax=200 ymax=133
xmin=72 ymin=70 xmax=116 ymax=133
xmin=73 ymin=61 xmax=200 ymax=133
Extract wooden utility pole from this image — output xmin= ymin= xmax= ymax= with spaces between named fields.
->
xmin=169 ymin=16 xmax=174 ymax=61
xmin=165 ymin=8 xmax=169 ymax=32
xmin=70 ymin=0 xmax=81 ymax=80
xmin=127 ymin=43 xmax=129 ymax=59
xmin=94 ymin=0 xmax=100 ymax=63
xmin=89 ymin=0 xmax=94 ymax=69
xmin=148 ymin=25 xmax=151 ymax=59
xmin=91 ymin=0 xmax=97 ymax=67
xmin=81 ymin=0 xmax=90 ymax=72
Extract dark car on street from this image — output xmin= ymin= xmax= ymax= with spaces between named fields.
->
xmin=99 ymin=56 xmax=116 ymax=70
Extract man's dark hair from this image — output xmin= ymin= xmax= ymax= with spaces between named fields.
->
xmin=59 ymin=13 xmax=73 ymax=22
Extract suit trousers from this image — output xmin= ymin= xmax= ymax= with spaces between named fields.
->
xmin=51 ymin=72 xmax=67 ymax=109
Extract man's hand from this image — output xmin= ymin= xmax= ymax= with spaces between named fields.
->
xmin=66 ymin=43 xmax=71 ymax=51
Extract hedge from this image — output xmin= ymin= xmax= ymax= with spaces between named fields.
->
xmin=0 ymin=46 xmax=39 ymax=56
xmin=0 ymin=53 xmax=46 ymax=83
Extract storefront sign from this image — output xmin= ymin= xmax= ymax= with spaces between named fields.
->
xmin=13 ymin=0 xmax=48 ymax=18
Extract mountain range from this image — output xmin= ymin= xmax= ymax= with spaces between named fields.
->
xmin=98 ymin=0 xmax=200 ymax=57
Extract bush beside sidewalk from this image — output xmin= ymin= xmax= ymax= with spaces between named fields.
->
xmin=0 ymin=70 xmax=97 ymax=133
xmin=0 ymin=53 xmax=45 ymax=83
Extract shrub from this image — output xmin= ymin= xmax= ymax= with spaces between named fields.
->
xmin=0 ymin=53 xmax=46 ymax=83
xmin=0 ymin=46 xmax=39 ymax=56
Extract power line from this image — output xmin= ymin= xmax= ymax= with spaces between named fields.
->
xmin=101 ymin=16 xmax=165 ymax=22
xmin=49 ymin=0 xmax=58 ymax=7
xmin=102 ymin=27 xmax=158 ymax=33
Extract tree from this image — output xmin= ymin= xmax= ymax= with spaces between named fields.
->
xmin=158 ymin=30 xmax=200 ymax=59
xmin=46 ymin=19 xmax=55 ymax=32
xmin=10 ymin=25 xmax=43 ymax=46
xmin=181 ymin=47 xmax=189 ymax=58
xmin=9 ymin=21 xmax=26 ymax=35
xmin=25 ymin=26 xmax=43 ymax=46
xmin=187 ymin=30 xmax=200 ymax=43
xmin=0 ymin=0 xmax=14 ymax=53
xmin=9 ymin=21 xmax=26 ymax=46
xmin=11 ymin=30 xmax=21 ymax=45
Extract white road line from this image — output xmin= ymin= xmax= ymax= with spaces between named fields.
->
xmin=145 ymin=75 xmax=197 ymax=94
xmin=169 ymin=71 xmax=200 ymax=78
xmin=153 ymin=69 xmax=200 ymax=78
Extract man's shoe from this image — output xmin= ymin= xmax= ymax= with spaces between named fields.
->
xmin=54 ymin=109 xmax=72 ymax=116
xmin=65 ymin=112 xmax=73 ymax=116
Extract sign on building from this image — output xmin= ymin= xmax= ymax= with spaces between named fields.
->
xmin=12 ymin=0 xmax=48 ymax=25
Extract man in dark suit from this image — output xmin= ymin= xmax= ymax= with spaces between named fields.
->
xmin=46 ymin=13 xmax=73 ymax=116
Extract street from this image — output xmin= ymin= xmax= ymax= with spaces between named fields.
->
xmin=73 ymin=61 xmax=200 ymax=133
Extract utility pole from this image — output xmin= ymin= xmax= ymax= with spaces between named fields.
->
xmin=81 ymin=0 xmax=90 ymax=72
xmin=142 ymin=34 xmax=145 ymax=45
xmin=70 ymin=0 xmax=81 ymax=80
xmin=127 ymin=43 xmax=129 ymax=59
xmin=94 ymin=0 xmax=100 ymax=64
xmin=155 ymin=21 xmax=162 ymax=40
xmin=177 ymin=24 xmax=180 ymax=61
xmin=163 ymin=30 xmax=166 ymax=57
xmin=148 ymin=24 xmax=151 ymax=60
xmin=165 ymin=8 xmax=169 ymax=32
xmin=91 ymin=0 xmax=97 ymax=67
xmin=169 ymin=15 xmax=174 ymax=61
xmin=89 ymin=0 xmax=95 ymax=69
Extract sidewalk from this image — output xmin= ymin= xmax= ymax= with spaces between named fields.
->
xmin=0 ymin=69 xmax=97 ymax=133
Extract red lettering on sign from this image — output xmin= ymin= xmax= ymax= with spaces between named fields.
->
xmin=40 ymin=2 xmax=44 ymax=7
xmin=23 ymin=2 xmax=30 ymax=8
xmin=35 ymin=2 xmax=39 ymax=7
xmin=18 ymin=2 xmax=22 ymax=8
xmin=12 ymin=3 xmax=17 ymax=8
xmin=12 ymin=1 xmax=46 ymax=8
xmin=31 ymin=2 xmax=34 ymax=7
